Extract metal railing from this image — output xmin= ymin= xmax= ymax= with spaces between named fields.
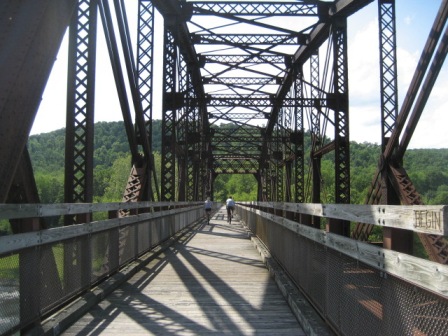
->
xmin=0 ymin=202 xmax=203 ymax=336
xmin=236 ymin=202 xmax=448 ymax=336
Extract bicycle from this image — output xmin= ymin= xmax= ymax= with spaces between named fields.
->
xmin=226 ymin=206 xmax=234 ymax=224
xmin=206 ymin=210 xmax=211 ymax=225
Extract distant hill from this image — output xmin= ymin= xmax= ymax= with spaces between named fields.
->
xmin=27 ymin=121 xmax=448 ymax=205
xmin=28 ymin=120 xmax=162 ymax=173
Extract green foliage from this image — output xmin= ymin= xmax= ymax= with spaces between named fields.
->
xmin=214 ymin=174 xmax=258 ymax=202
xmin=27 ymin=121 xmax=448 ymax=207
xmin=0 ymin=255 xmax=18 ymax=279
xmin=0 ymin=220 xmax=12 ymax=235
xmin=28 ymin=128 xmax=65 ymax=173
xmin=34 ymin=172 xmax=64 ymax=203
xmin=101 ymin=154 xmax=133 ymax=202
xmin=26 ymin=121 xmax=448 ymax=256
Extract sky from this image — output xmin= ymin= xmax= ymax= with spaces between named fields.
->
xmin=32 ymin=0 xmax=447 ymax=149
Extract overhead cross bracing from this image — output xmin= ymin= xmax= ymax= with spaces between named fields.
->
xmin=154 ymin=0 xmax=372 ymax=200
xmin=148 ymin=0 xmax=448 ymax=262
xmin=188 ymin=2 xmax=316 ymax=178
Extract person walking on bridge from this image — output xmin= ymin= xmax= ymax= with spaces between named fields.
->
xmin=225 ymin=196 xmax=235 ymax=223
xmin=204 ymin=197 xmax=213 ymax=224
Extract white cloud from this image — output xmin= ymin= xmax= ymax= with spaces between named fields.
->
xmin=348 ymin=19 xmax=380 ymax=104
xmin=404 ymin=15 xmax=413 ymax=26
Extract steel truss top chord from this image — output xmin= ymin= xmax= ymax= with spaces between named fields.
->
xmin=190 ymin=1 xmax=320 ymax=16
xmin=203 ymin=55 xmax=286 ymax=64
xmin=192 ymin=34 xmax=308 ymax=45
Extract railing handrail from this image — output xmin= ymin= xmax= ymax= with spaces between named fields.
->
xmin=0 ymin=202 xmax=205 ymax=335
xmin=240 ymin=201 xmax=448 ymax=236
xmin=0 ymin=203 xmax=203 ymax=255
xmin=0 ymin=201 xmax=202 ymax=220
xmin=237 ymin=203 xmax=448 ymax=298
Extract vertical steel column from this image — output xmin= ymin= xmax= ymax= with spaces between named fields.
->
xmin=283 ymin=94 xmax=293 ymax=202
xmin=309 ymin=52 xmax=322 ymax=209
xmin=161 ymin=26 xmax=177 ymax=201
xmin=378 ymin=0 xmax=400 ymax=208
xmin=274 ymin=110 xmax=284 ymax=202
xmin=258 ymin=147 xmax=270 ymax=201
xmin=137 ymin=0 xmax=158 ymax=201
xmin=378 ymin=0 xmax=399 ymax=148
xmin=177 ymin=55 xmax=188 ymax=201
xmin=378 ymin=0 xmax=400 ymax=211
xmin=203 ymin=137 xmax=213 ymax=200
xmin=65 ymin=0 xmax=97 ymax=220
xmin=328 ymin=19 xmax=350 ymax=236
xmin=137 ymin=0 xmax=157 ymax=201
xmin=265 ymin=138 xmax=274 ymax=202
xmin=64 ymin=0 xmax=97 ymax=295
xmin=293 ymin=72 xmax=305 ymax=204
xmin=194 ymin=104 xmax=204 ymax=200
xmin=378 ymin=0 xmax=412 ymax=252
xmin=309 ymin=52 xmax=322 ymax=228
xmin=186 ymin=74 xmax=200 ymax=201
xmin=199 ymin=110 xmax=209 ymax=200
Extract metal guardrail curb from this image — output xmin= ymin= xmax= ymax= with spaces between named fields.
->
xmin=243 ymin=226 xmax=335 ymax=336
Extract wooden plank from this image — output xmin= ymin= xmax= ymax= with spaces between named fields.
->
xmin=0 ymin=202 xmax=202 ymax=220
xmin=246 ymin=202 xmax=448 ymax=235
xmin=60 ymin=207 xmax=306 ymax=335
xmin=2 ymin=201 xmax=446 ymax=235
xmin=240 ymin=204 xmax=448 ymax=298
xmin=0 ymin=207 xmax=202 ymax=255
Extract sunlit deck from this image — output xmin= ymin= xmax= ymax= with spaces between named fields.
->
xmin=58 ymin=206 xmax=305 ymax=335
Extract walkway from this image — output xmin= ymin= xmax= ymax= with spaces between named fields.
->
xmin=60 ymin=206 xmax=305 ymax=335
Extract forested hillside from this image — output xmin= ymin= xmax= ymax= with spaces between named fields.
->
xmin=27 ymin=121 xmax=448 ymax=205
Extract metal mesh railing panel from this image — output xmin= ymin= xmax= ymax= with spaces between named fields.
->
xmin=91 ymin=230 xmax=119 ymax=282
xmin=1 ymin=204 xmax=202 ymax=334
xmin=137 ymin=221 xmax=151 ymax=254
xmin=382 ymin=275 xmax=448 ymax=335
xmin=119 ymin=225 xmax=136 ymax=265
xmin=240 ymin=206 xmax=448 ymax=336
xmin=40 ymin=243 xmax=71 ymax=311
xmin=342 ymin=263 xmax=382 ymax=336
xmin=308 ymin=239 xmax=327 ymax=313
xmin=0 ymin=254 xmax=20 ymax=335
xmin=295 ymin=234 xmax=311 ymax=294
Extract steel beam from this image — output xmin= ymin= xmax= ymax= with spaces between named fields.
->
xmin=293 ymin=74 xmax=305 ymax=204
xmin=327 ymin=18 xmax=350 ymax=237
xmin=137 ymin=0 xmax=158 ymax=201
xmin=190 ymin=1 xmax=320 ymax=16
xmin=203 ymin=55 xmax=285 ymax=64
xmin=161 ymin=28 xmax=177 ymax=202
xmin=65 ymin=0 xmax=97 ymax=211
xmin=207 ymin=96 xmax=324 ymax=107
xmin=205 ymin=77 xmax=279 ymax=86
xmin=0 ymin=0 xmax=76 ymax=202
xmin=193 ymin=34 xmax=307 ymax=45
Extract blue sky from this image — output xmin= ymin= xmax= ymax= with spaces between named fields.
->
xmin=32 ymin=0 xmax=447 ymax=149
xmin=348 ymin=0 xmax=447 ymax=148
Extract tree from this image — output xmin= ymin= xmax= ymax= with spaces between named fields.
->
xmin=102 ymin=154 xmax=133 ymax=202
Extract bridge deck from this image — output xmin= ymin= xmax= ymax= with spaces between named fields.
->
xmin=61 ymin=206 xmax=305 ymax=335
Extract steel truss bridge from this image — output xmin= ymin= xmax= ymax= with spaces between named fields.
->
xmin=2 ymin=0 xmax=448 ymax=270
xmin=1 ymin=0 xmax=448 ymax=334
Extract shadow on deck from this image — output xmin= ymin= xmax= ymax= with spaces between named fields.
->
xmin=38 ymin=206 xmax=312 ymax=335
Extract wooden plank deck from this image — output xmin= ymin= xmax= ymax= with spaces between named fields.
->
xmin=62 ymin=206 xmax=306 ymax=335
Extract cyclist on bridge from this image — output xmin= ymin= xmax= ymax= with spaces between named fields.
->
xmin=204 ymin=197 xmax=213 ymax=224
xmin=225 ymin=196 xmax=235 ymax=224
